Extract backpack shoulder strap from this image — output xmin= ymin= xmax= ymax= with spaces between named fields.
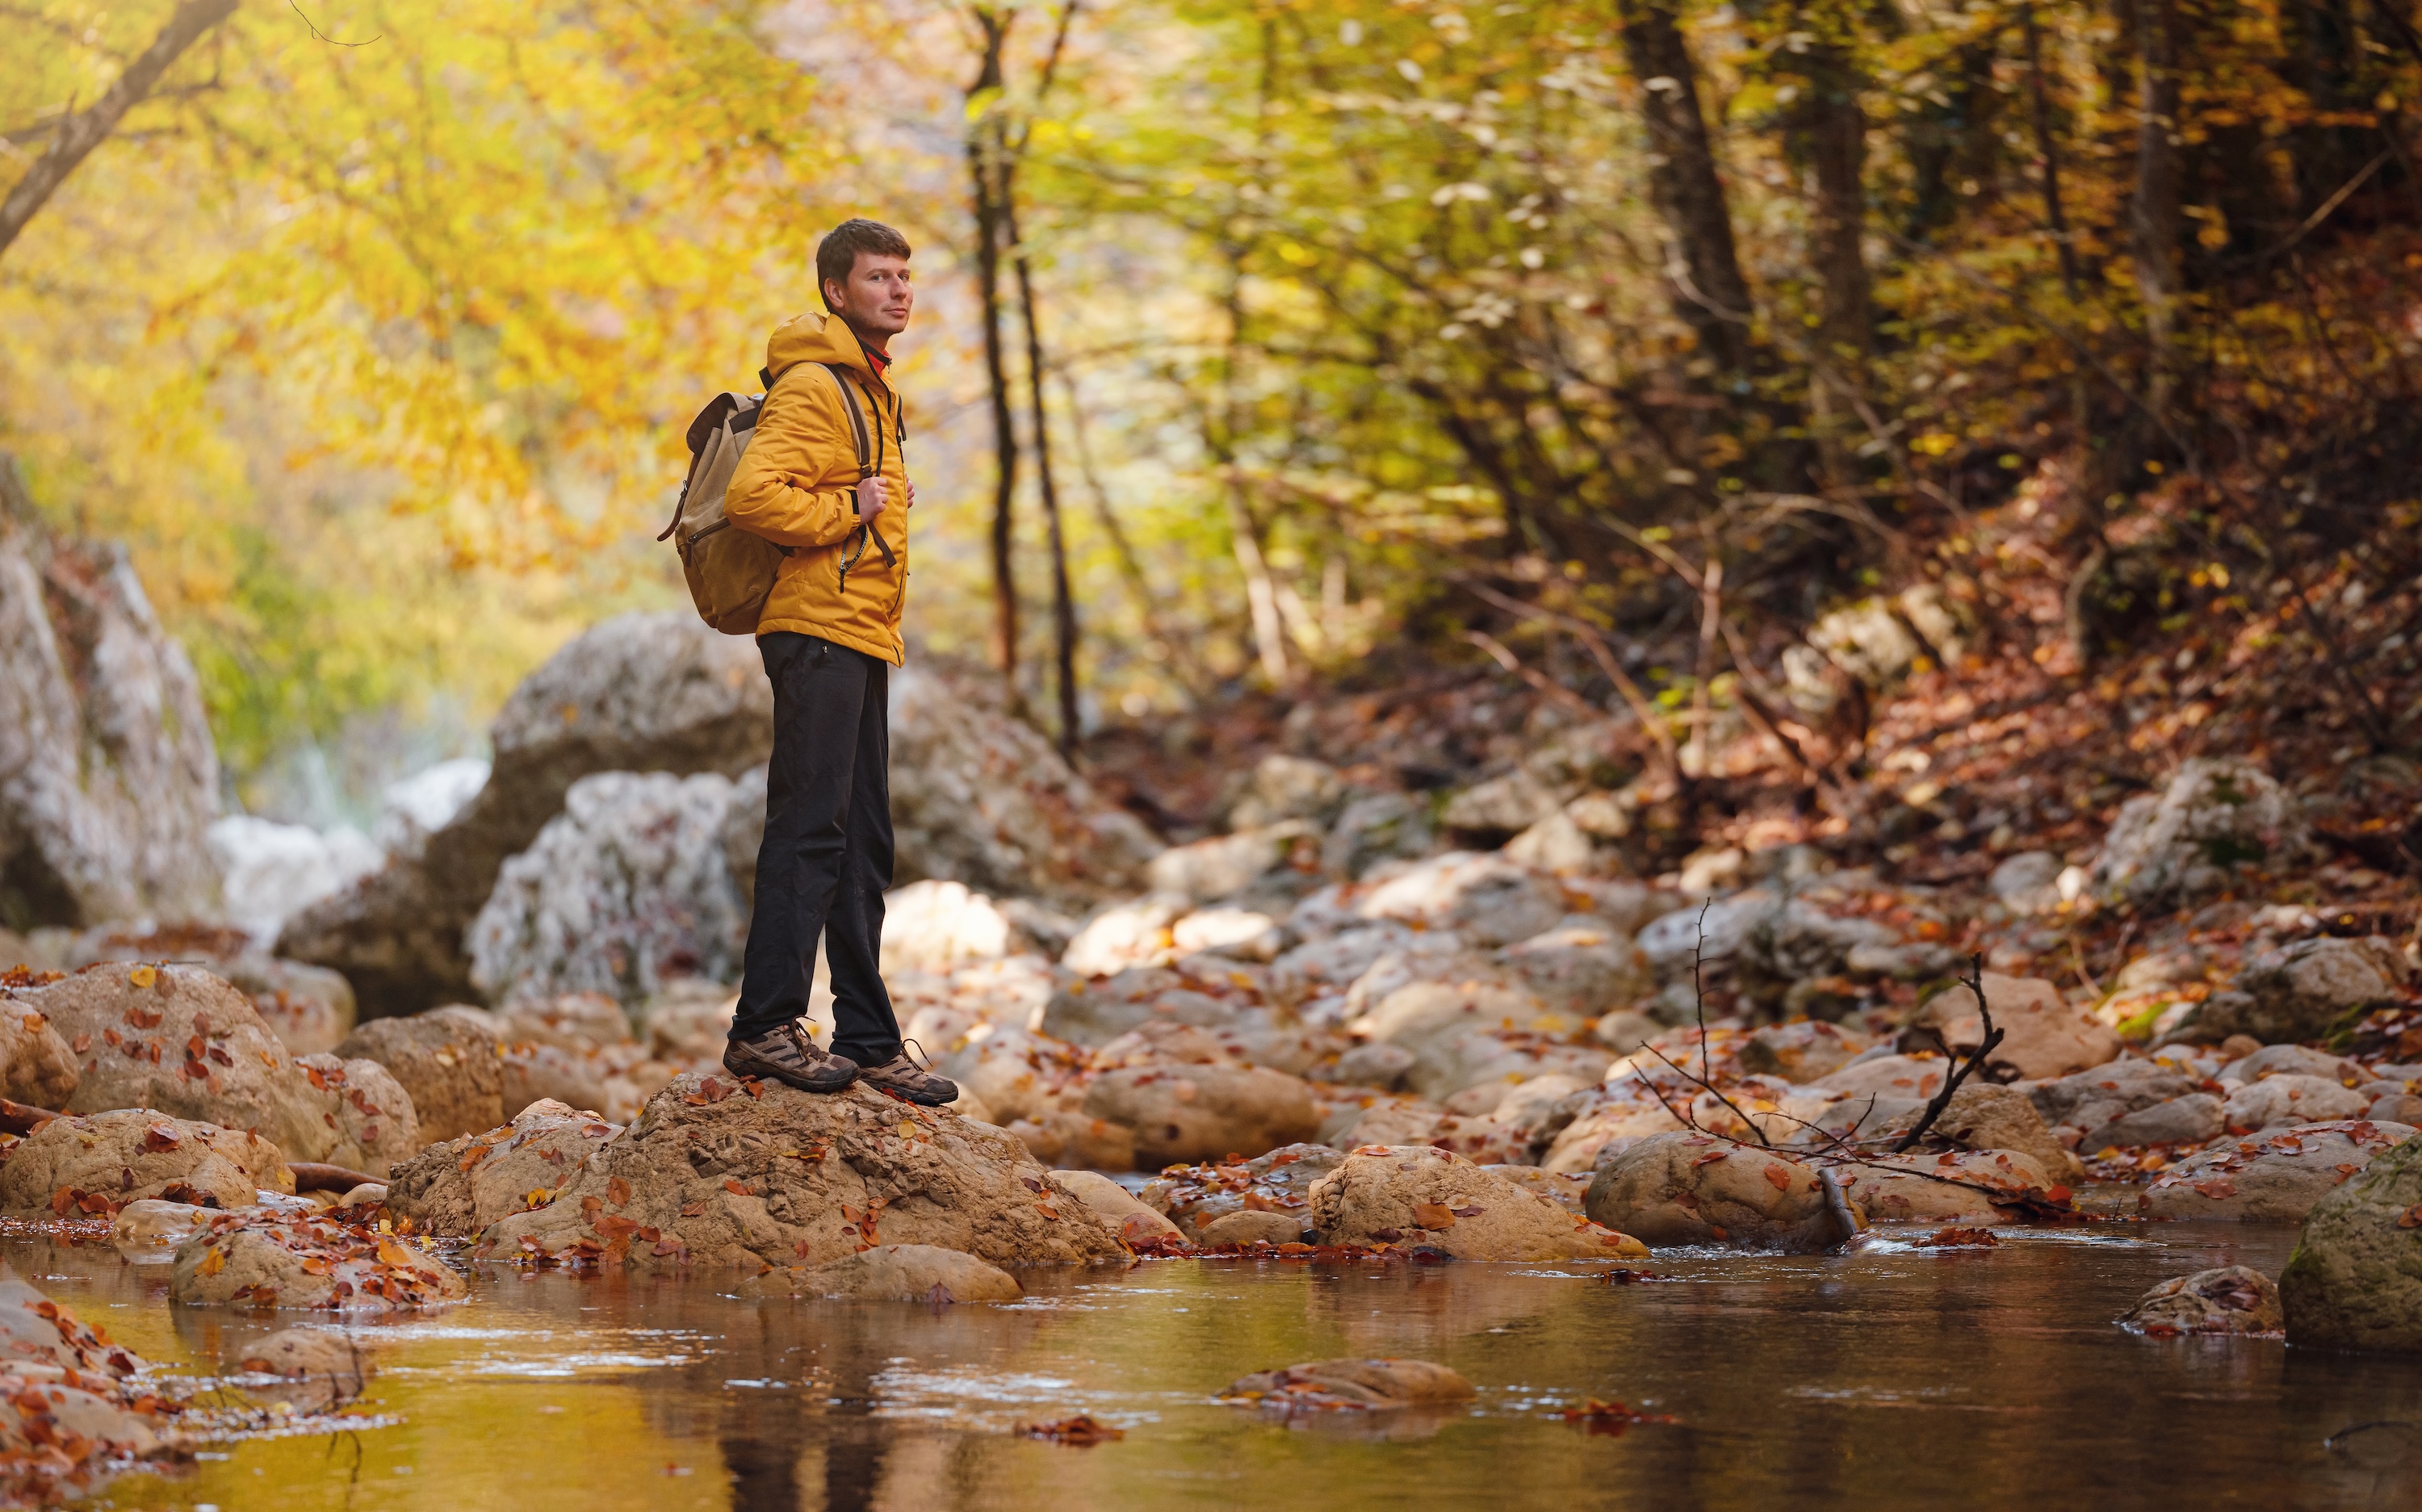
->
xmin=818 ymin=362 xmax=876 ymax=481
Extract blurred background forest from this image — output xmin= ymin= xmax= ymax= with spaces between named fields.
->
xmin=5 ymin=0 xmax=2419 ymax=842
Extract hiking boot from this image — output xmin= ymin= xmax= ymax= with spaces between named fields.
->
xmin=857 ymin=1042 xmax=957 ymax=1107
xmin=724 ymin=1022 xmax=857 ymax=1094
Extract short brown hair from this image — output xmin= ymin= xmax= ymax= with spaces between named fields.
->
xmin=817 ymin=220 xmax=912 ymax=310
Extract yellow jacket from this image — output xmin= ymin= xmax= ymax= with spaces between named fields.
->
xmin=723 ymin=312 xmax=910 ymax=663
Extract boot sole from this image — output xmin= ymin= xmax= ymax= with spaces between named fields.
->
xmin=864 ymin=1081 xmax=957 ymax=1108
xmin=723 ymin=1048 xmax=857 ymax=1094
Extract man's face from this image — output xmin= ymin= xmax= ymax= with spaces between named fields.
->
xmin=825 ymin=252 xmax=913 ymax=341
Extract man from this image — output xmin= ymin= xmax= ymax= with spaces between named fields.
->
xmin=718 ymin=219 xmax=957 ymax=1106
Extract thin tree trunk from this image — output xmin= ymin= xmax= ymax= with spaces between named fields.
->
xmin=1686 ymin=557 xmax=1724 ymax=778
xmin=2024 ymin=5 xmax=2083 ymax=296
xmin=0 ymin=0 xmax=238 ymax=261
xmin=1804 ymin=57 xmax=1870 ymax=372
xmin=2131 ymin=0 xmax=2186 ymax=423
xmin=966 ymin=9 xmax=1021 ymax=693
xmin=1004 ymin=196 xmax=1079 ymax=756
xmin=1228 ymin=488 xmax=1289 ymax=685
xmin=1617 ymin=0 xmax=1756 ymax=373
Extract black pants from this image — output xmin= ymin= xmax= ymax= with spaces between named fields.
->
xmin=730 ymin=632 xmax=901 ymax=1066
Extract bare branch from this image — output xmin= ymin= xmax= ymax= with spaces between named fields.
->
xmin=0 ymin=0 xmax=239 ymax=262
xmin=1890 ymin=954 xmax=2003 ymax=1154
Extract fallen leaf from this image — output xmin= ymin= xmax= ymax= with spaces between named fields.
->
xmin=724 ymin=1179 xmax=752 ymax=1196
xmin=1410 ymin=1202 xmax=1457 ymax=1229
xmin=1762 ymin=1165 xmax=1791 ymax=1192
xmin=126 ymin=966 xmax=157 ymax=990
xmin=198 ymin=1247 xmax=226 ymax=1277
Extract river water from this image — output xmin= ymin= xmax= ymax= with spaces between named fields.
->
xmin=28 ymin=1208 xmax=2420 ymax=1510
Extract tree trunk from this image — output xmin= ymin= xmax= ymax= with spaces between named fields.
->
xmin=1617 ymin=0 xmax=1756 ymax=374
xmin=2131 ymin=0 xmax=2185 ymax=422
xmin=966 ymin=10 xmax=1022 ymax=692
xmin=1802 ymin=49 xmax=1871 ymax=376
xmin=1005 ymin=197 xmax=1080 ymax=756
xmin=0 ymin=0 xmax=239 ymax=262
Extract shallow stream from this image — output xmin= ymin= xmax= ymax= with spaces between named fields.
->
xmin=31 ymin=1207 xmax=2422 ymax=1510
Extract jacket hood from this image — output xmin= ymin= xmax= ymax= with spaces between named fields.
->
xmin=765 ymin=311 xmax=877 ymax=386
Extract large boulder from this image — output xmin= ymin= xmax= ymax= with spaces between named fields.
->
xmin=0 ymin=467 xmax=221 ymax=929
xmin=1906 ymin=1083 xmax=2084 ymax=1180
xmin=1825 ymin=1150 xmax=2058 ymax=1225
xmin=2223 ymin=1074 xmax=2369 ymax=1132
xmin=1050 ymin=1169 xmax=1183 ymax=1246
xmin=482 ymin=1074 xmax=1125 ymax=1271
xmin=2121 ymin=1266 xmax=2283 ymax=1335
xmin=0 ymin=1110 xmax=290 ymax=1215
xmin=70 ymin=928 xmax=358 ymax=1056
xmin=2164 ymin=936 xmax=2414 ymax=1046
xmin=280 ymin=611 xmax=774 ymax=1017
xmin=2281 ymin=1133 xmax=2422 ymax=1351
xmin=1308 ymin=1144 xmax=1645 ymax=1259
xmin=2089 ymin=757 xmax=2307 ymax=903
xmin=739 ymin=1244 xmax=1022 ymax=1302
xmin=466 ymin=771 xmax=749 ymax=1010
xmin=1934 ymin=974 xmax=2121 ymax=1080
xmin=383 ymin=1099 xmax=622 ymax=1236
xmin=170 ymin=1211 xmax=467 ymax=1312
xmin=884 ymin=667 xmax=1163 ymax=907
xmin=0 ymin=997 xmax=76 ymax=1107
xmin=335 ymin=1009 xmax=506 ymax=1144
xmin=1081 ymin=1064 xmax=1320 ymax=1166
xmin=15 ymin=963 xmax=420 ymax=1171
xmin=0 ymin=1267 xmax=143 ymax=1377
xmin=2141 ymin=1120 xmax=2417 ymax=1222
xmin=1584 ymin=1132 xmax=1843 ymax=1250
xmin=2083 ymin=1093 xmax=2225 ymax=1150
xmin=1221 ymin=1357 xmax=1473 ymax=1410
xmin=2028 ymin=1058 xmax=2202 ymax=1137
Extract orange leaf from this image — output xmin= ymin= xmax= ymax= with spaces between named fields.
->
xmin=1762 ymin=1165 xmax=1791 ymax=1192
xmin=1410 ymin=1202 xmax=1457 ymax=1229
xmin=197 ymin=1246 xmax=226 ymax=1277
xmin=375 ymin=1240 xmax=416 ymax=1269
xmin=723 ymin=1179 xmax=752 ymax=1196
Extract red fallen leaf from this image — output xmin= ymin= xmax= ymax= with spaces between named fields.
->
xmin=186 ymin=1036 xmax=203 ymax=1058
xmin=1016 ymin=1414 xmax=1124 ymax=1446
xmin=126 ymin=1007 xmax=161 ymax=1030
xmin=593 ymin=1215 xmax=641 ymax=1238
xmin=1914 ymin=1227 xmax=2001 ymax=1249
xmin=141 ymin=1124 xmax=180 ymax=1154
xmin=459 ymin=1144 xmax=494 ymax=1173
xmin=2398 ymin=1204 xmax=2422 ymax=1229
xmin=77 ymin=1193 xmax=113 ymax=1215
xmin=1556 ymin=1399 xmax=1678 ymax=1435
xmin=70 ymin=1034 xmax=90 ymax=1053
xmin=608 ymin=1176 xmax=633 ymax=1207
xmin=2043 ymin=1185 xmax=2074 ymax=1204
xmin=304 ymin=1066 xmax=328 ymax=1091
xmin=1762 ymin=1165 xmax=1791 ymax=1192
xmin=1452 ymin=1204 xmax=1484 ymax=1217
xmin=1691 ymin=1150 xmax=1730 ymax=1167
xmin=48 ymin=1188 xmax=74 ymax=1217
xmin=2194 ymin=1178 xmax=2237 ymax=1200
xmin=208 ymin=1046 xmax=232 ymax=1066
xmin=724 ymin=1179 xmax=752 ymax=1196
xmin=1673 ymin=1192 xmax=1700 ymax=1211
xmin=181 ymin=1060 xmax=207 ymax=1080
xmin=681 ymin=1202 xmax=707 ymax=1218
xmin=741 ymin=1079 xmax=765 ymax=1099
xmin=1020 ymin=1177 xmax=1044 ymax=1194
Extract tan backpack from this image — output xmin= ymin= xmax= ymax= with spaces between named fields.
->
xmin=659 ymin=362 xmax=884 ymax=635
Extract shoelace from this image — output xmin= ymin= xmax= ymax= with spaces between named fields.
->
xmin=900 ymin=1037 xmax=932 ymax=1072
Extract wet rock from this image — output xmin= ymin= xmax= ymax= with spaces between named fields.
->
xmin=484 ymin=1075 xmax=1125 ymax=1271
xmin=384 ymin=1099 xmax=623 ymax=1236
xmin=1828 ymin=1150 xmax=2055 ymax=1225
xmin=1200 ymin=1209 xmax=1312 ymax=1246
xmin=2223 ymin=1075 xmax=2369 ymax=1133
xmin=111 ymin=1199 xmax=214 ymax=1263
xmin=2166 ymin=936 xmax=2413 ymax=1046
xmin=17 ymin=963 xmax=420 ymax=1171
xmin=2281 ymin=1133 xmax=2422 ymax=1351
xmin=467 ymin=771 xmax=751 ymax=1011
xmin=1050 ymin=1170 xmax=1180 ymax=1245
xmin=739 ymin=1243 xmax=1022 ymax=1303
xmin=1359 ymin=852 xmax=1566 ymax=948
xmin=2029 ymin=1059 xmax=2202 ymax=1135
xmin=1585 ymin=1133 xmax=1842 ymax=1250
xmin=1322 ymin=793 xmax=1434 ymax=879
xmin=0 ymin=1110 xmax=290 ymax=1216
xmin=1910 ymin=1083 xmax=2085 ymax=1179
xmin=335 ymin=1009 xmax=506 ymax=1145
xmin=171 ymin=1211 xmax=467 ymax=1311
xmin=2089 ymin=757 xmax=2307 ymax=903
xmin=282 ymin=610 xmax=776 ymax=1017
xmin=1081 ymin=1064 xmax=1319 ymax=1167
xmin=1930 ymin=974 xmax=2121 ymax=1080
xmin=1312 ymin=1144 xmax=1646 ymax=1259
xmin=0 ymin=484 xmax=221 ymax=929
xmin=887 ymin=667 xmax=1163 ymax=908
xmin=1006 ymin=1111 xmax=1137 ymax=1171
xmin=1496 ymin=919 xmax=1649 ymax=1016
xmin=1737 ymin=1020 xmax=1871 ymax=1083
xmin=2142 ymin=1120 xmax=2419 ymax=1222
xmin=2119 ymin=1266 xmax=2282 ymax=1335
xmin=1223 ymin=1357 xmax=1474 ymax=1410
xmin=2081 ymin=1093 xmax=2225 ymax=1150
xmin=233 ymin=1325 xmax=376 ymax=1394
xmin=0 ymin=1268 xmax=140 ymax=1386
xmin=1138 ymin=1144 xmax=1343 ymax=1240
